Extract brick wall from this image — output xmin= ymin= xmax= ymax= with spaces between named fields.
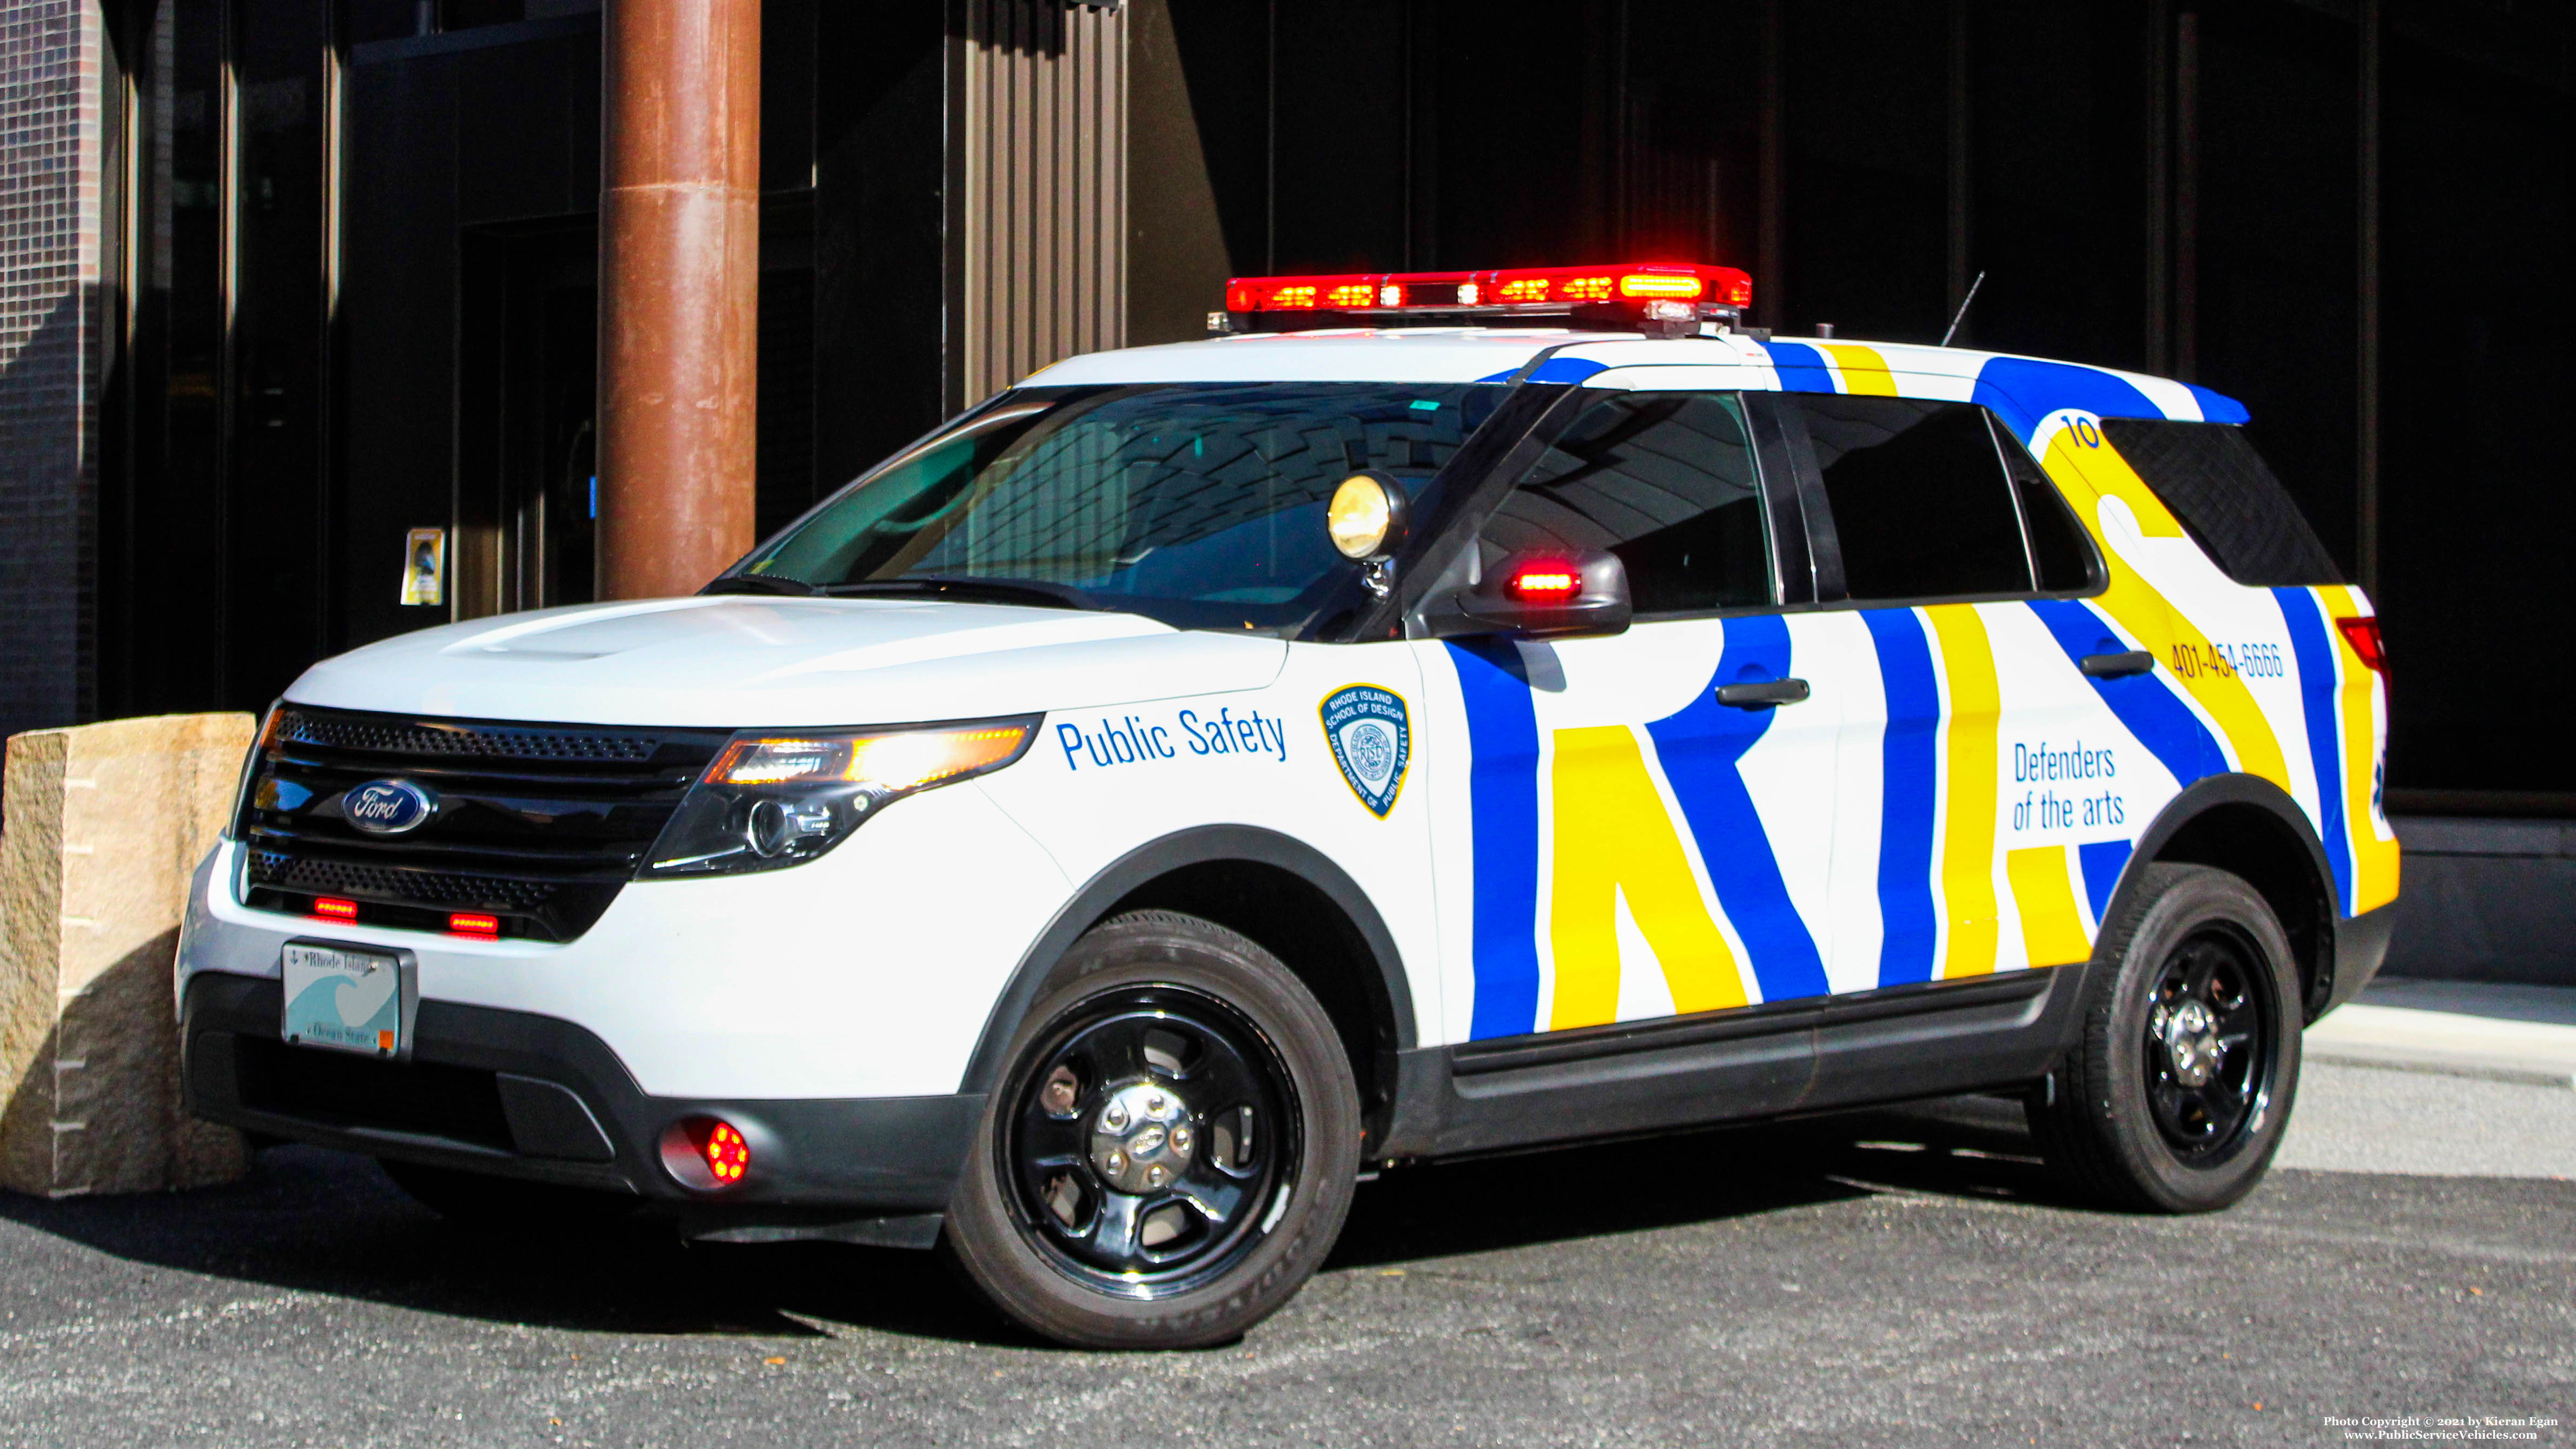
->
xmin=0 ymin=0 xmax=104 ymax=750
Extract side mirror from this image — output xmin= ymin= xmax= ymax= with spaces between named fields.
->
xmin=1426 ymin=549 xmax=1633 ymax=640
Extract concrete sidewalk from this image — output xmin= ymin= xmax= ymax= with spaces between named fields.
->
xmin=2306 ymin=977 xmax=2576 ymax=1089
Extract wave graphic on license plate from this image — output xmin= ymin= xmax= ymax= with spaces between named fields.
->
xmin=281 ymin=944 xmax=403 ymax=1056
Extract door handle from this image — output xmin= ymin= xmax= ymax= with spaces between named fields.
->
xmin=1715 ymin=677 xmax=1812 ymax=709
xmin=2079 ymin=650 xmax=2155 ymax=679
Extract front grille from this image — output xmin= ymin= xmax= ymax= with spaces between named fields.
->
xmin=279 ymin=712 xmax=662 ymax=763
xmin=235 ymin=705 xmax=733 ymax=941
xmin=248 ymin=850 xmax=562 ymax=912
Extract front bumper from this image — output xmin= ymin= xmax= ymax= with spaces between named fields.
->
xmin=182 ymin=971 xmax=982 ymax=1216
xmin=177 ymin=778 xmax=1071 ymax=1101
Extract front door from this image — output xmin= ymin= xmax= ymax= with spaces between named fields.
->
xmin=1424 ymin=387 xmax=1852 ymax=1044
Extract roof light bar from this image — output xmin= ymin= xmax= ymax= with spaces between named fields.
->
xmin=1214 ymin=261 xmax=1753 ymax=339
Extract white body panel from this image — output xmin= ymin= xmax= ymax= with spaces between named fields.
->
xmin=179 ymin=325 xmax=2392 ymax=1122
xmin=180 ymin=780 xmax=1069 ymax=1098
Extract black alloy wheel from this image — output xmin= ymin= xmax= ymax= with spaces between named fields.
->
xmin=943 ymin=910 xmax=1360 ymax=1349
xmin=1002 ymin=986 xmax=1297 ymax=1296
xmin=2140 ymin=923 xmax=2277 ymax=1161
xmin=2027 ymin=863 xmax=2303 ymax=1213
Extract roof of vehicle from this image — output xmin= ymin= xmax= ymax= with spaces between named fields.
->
xmin=1024 ymin=328 xmax=2251 ymax=436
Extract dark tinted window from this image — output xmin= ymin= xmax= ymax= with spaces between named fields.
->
xmin=2097 ymin=419 xmax=2342 ymax=586
xmin=740 ymin=382 xmax=1506 ymax=633
xmin=1480 ymin=392 xmax=1772 ymax=615
xmin=1996 ymin=429 xmax=2105 ymax=593
xmin=1795 ymin=396 xmax=2033 ymax=601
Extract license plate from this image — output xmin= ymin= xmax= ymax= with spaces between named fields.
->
xmin=282 ymin=943 xmax=405 ymax=1057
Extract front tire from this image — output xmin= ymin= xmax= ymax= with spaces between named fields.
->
xmin=943 ymin=910 xmax=1360 ymax=1349
xmin=2028 ymin=863 xmax=2302 ymax=1212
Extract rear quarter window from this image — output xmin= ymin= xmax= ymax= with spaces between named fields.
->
xmin=2096 ymin=419 xmax=2342 ymax=587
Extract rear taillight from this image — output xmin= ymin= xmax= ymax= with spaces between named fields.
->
xmin=2334 ymin=617 xmax=2387 ymax=673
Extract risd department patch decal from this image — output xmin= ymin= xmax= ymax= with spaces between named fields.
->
xmin=1320 ymin=684 xmax=1411 ymax=819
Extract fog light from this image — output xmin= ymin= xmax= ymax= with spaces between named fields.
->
xmin=659 ymin=1115 xmax=752 ymax=1191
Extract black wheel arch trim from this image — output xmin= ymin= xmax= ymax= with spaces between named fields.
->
xmin=955 ymin=825 xmax=1417 ymax=1096
xmin=2099 ymin=772 xmax=2342 ymax=1019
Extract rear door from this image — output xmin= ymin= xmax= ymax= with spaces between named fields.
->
xmin=1782 ymin=392 xmax=2130 ymax=1095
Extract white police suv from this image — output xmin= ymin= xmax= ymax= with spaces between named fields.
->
xmin=180 ymin=261 xmax=2397 ymax=1348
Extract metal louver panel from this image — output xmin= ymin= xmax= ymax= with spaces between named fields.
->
xmin=950 ymin=0 xmax=1129 ymax=411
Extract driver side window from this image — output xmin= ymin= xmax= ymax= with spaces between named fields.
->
xmin=1477 ymin=391 xmax=1774 ymax=616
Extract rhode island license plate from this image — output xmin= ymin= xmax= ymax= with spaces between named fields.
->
xmin=281 ymin=943 xmax=403 ymax=1057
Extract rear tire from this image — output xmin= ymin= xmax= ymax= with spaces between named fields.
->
xmin=2027 ymin=863 xmax=2302 ymax=1212
xmin=943 ymin=910 xmax=1360 ymax=1349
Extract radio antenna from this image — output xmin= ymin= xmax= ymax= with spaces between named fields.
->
xmin=1940 ymin=270 xmax=1986 ymax=347
xmin=1937 ymin=269 xmax=1978 ymax=345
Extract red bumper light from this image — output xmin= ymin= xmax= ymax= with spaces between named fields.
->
xmin=448 ymin=912 xmax=500 ymax=936
xmin=2335 ymin=617 xmax=2387 ymax=673
xmin=313 ymin=896 xmax=358 ymax=921
xmin=660 ymin=1115 xmax=752 ymax=1191
xmin=703 ymin=1122 xmax=749 ymax=1184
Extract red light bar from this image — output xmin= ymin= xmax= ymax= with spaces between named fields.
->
xmin=448 ymin=912 xmax=501 ymax=936
xmin=1221 ymin=261 xmax=1753 ymax=325
xmin=313 ymin=896 xmax=359 ymax=921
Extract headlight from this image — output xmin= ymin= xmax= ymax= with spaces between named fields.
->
xmin=640 ymin=717 xmax=1039 ymax=878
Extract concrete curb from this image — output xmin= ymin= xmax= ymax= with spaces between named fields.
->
xmin=2306 ymin=1044 xmax=2576 ymax=1091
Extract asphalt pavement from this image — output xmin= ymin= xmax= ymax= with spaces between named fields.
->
xmin=1 ymin=1051 xmax=2567 ymax=1449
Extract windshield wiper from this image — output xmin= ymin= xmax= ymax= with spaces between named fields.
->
xmin=701 ymin=573 xmax=819 ymax=597
xmin=817 ymin=576 xmax=1103 ymax=611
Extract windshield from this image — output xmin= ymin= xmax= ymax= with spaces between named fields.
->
xmin=734 ymin=382 xmax=1510 ymax=632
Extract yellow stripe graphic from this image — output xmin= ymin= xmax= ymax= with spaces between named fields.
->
xmin=2042 ymin=428 xmax=2292 ymax=791
xmin=1547 ymin=726 xmax=1748 ymax=1028
xmin=2321 ymin=585 xmax=2402 ymax=912
xmin=1924 ymin=605 xmax=2000 ymax=978
xmin=2006 ymin=845 xmax=2091 ymax=967
xmin=1819 ymin=343 xmax=1899 ymax=395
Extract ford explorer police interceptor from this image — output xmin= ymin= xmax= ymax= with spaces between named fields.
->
xmin=179 ymin=261 xmax=2397 ymax=1349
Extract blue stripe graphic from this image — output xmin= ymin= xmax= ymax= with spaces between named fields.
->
xmin=2078 ymin=840 xmax=2134 ymax=928
xmin=2023 ymin=599 xmax=2230 ymax=788
xmin=1448 ymin=639 xmax=1543 ymax=1039
xmin=1644 ymin=614 xmax=1830 ymax=1003
xmin=2275 ymin=587 xmax=2354 ymax=915
xmin=1862 ymin=608 xmax=1941 ymax=987
xmin=1971 ymin=357 xmax=2164 ymax=442
xmin=2185 ymin=383 xmax=2251 ymax=424
xmin=1758 ymin=340 xmax=1838 ymax=394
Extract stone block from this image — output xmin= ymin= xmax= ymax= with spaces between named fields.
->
xmin=1 ymin=712 xmax=255 ymax=1196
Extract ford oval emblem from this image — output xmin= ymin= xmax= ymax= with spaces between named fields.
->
xmin=343 ymin=779 xmax=436 ymax=836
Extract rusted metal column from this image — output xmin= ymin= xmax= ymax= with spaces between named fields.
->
xmin=596 ymin=0 xmax=761 ymax=600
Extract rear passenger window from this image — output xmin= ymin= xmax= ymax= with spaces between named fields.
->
xmin=1481 ymin=392 xmax=1773 ymax=616
xmin=1998 ymin=429 xmax=2106 ymax=594
xmin=2096 ymin=419 xmax=2343 ymax=586
xmin=1793 ymin=396 xmax=2033 ymax=601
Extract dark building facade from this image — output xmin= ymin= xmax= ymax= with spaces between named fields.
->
xmin=4 ymin=0 xmax=2571 ymax=969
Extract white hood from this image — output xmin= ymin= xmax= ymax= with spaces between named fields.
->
xmin=287 ymin=596 xmax=1289 ymax=727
